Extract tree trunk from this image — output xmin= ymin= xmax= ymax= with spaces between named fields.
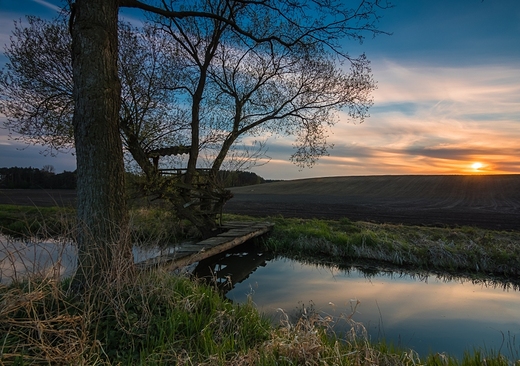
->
xmin=71 ymin=0 xmax=132 ymax=287
xmin=120 ymin=121 xmax=157 ymax=179
xmin=210 ymin=132 xmax=238 ymax=180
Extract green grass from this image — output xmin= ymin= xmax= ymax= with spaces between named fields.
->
xmin=2 ymin=270 xmax=517 ymax=365
xmin=0 ymin=204 xmax=75 ymax=238
xmin=2 ymin=207 xmax=520 ymax=364
xmin=259 ymin=215 xmax=520 ymax=282
xmin=98 ymin=273 xmax=271 ymax=364
xmin=0 ymin=270 xmax=272 ymax=365
xmin=2 ymin=204 xmax=519 ymax=282
xmin=0 ymin=204 xmax=191 ymax=244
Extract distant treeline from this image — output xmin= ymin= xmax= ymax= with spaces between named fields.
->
xmin=0 ymin=166 xmax=76 ymax=189
xmin=217 ymin=170 xmax=267 ymax=187
xmin=127 ymin=170 xmax=269 ymax=188
xmin=1 ymin=167 xmax=269 ymax=189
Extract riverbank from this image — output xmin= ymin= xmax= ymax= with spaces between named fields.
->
xmin=258 ymin=215 xmax=520 ymax=285
xmin=2 ymin=207 xmax=520 ymax=364
xmin=2 ymin=204 xmax=520 ymax=280
xmin=1 ymin=254 xmax=516 ymax=365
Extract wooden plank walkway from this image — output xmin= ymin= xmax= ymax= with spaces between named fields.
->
xmin=136 ymin=221 xmax=274 ymax=271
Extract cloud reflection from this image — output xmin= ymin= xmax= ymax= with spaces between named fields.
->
xmin=0 ymin=235 xmax=77 ymax=283
xmin=227 ymin=258 xmax=520 ymax=357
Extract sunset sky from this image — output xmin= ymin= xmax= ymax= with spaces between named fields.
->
xmin=1 ymin=0 xmax=519 ymax=179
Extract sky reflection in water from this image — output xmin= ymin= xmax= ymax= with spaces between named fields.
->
xmin=3 ymin=234 xmax=519 ymax=359
xmin=217 ymin=252 xmax=520 ymax=359
xmin=0 ymin=234 xmax=180 ymax=284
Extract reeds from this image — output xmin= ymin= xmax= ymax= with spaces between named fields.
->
xmin=0 ymin=226 xmax=272 ymax=364
xmin=0 ymin=278 xmax=89 ymax=364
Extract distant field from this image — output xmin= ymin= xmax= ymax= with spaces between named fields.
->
xmin=224 ymin=175 xmax=520 ymax=230
xmin=0 ymin=189 xmax=77 ymax=207
xmin=1 ymin=175 xmax=519 ymax=230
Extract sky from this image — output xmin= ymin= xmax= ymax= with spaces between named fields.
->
xmin=0 ymin=0 xmax=519 ymax=179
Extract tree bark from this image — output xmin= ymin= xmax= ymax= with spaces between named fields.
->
xmin=71 ymin=0 xmax=132 ymax=287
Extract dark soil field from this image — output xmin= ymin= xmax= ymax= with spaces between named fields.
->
xmin=1 ymin=175 xmax=519 ymax=230
xmin=224 ymin=175 xmax=520 ymax=231
xmin=0 ymin=189 xmax=77 ymax=207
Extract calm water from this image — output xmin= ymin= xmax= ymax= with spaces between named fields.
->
xmin=194 ymin=243 xmax=520 ymax=360
xmin=0 ymin=234 xmax=180 ymax=284
xmin=3 ymin=235 xmax=519 ymax=359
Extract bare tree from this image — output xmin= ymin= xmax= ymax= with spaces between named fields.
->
xmin=1 ymin=0 xmax=389 ymax=281
xmin=0 ymin=16 xmax=74 ymax=153
xmin=0 ymin=18 xmax=188 ymax=177
xmin=136 ymin=0 xmax=378 ymax=234
xmin=203 ymin=37 xmax=375 ymax=175
xmin=42 ymin=164 xmax=55 ymax=174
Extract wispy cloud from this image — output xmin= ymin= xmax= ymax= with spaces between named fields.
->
xmin=251 ymin=60 xmax=520 ymax=178
xmin=0 ymin=1 xmax=518 ymax=179
xmin=31 ymin=0 xmax=62 ymax=12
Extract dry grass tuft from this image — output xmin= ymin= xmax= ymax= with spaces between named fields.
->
xmin=0 ymin=279 xmax=89 ymax=365
xmin=264 ymin=307 xmax=328 ymax=364
xmin=260 ymin=301 xmax=428 ymax=366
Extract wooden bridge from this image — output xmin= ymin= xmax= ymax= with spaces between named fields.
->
xmin=136 ymin=221 xmax=274 ymax=271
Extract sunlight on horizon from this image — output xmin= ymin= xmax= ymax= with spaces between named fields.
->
xmin=471 ymin=162 xmax=484 ymax=171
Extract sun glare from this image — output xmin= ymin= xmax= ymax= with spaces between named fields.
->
xmin=471 ymin=162 xmax=484 ymax=170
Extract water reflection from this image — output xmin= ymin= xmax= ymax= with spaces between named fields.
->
xmin=0 ymin=235 xmax=77 ymax=283
xmin=194 ymin=242 xmax=275 ymax=291
xmin=193 ymin=242 xmax=520 ymax=360
xmin=3 ymin=234 xmax=519 ymax=360
xmin=0 ymin=234 xmax=188 ymax=284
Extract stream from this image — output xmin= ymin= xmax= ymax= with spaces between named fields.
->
xmin=2 ymin=235 xmax=519 ymax=360
xmin=193 ymin=241 xmax=520 ymax=360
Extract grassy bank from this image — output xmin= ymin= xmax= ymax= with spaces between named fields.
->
xmin=0 ymin=269 xmax=271 ymax=364
xmin=0 ymin=204 xmax=74 ymax=238
xmin=1 ymin=266 xmax=516 ymax=365
xmin=257 ymin=215 xmax=520 ymax=284
xmin=0 ymin=204 xmax=191 ymax=244
xmin=2 ymin=206 xmax=520 ymax=364
xmin=4 ymin=204 xmax=519 ymax=281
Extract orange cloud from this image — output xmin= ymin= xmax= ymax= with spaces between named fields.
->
xmin=252 ymin=61 xmax=520 ymax=179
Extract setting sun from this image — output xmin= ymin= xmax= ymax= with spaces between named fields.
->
xmin=471 ymin=162 xmax=484 ymax=170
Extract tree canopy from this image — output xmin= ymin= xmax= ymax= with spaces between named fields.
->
xmin=0 ymin=166 xmax=76 ymax=189
xmin=0 ymin=0 xmax=389 ymax=283
xmin=1 ymin=1 xmax=386 ymax=173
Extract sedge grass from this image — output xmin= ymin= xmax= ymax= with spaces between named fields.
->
xmin=0 ymin=264 xmax=272 ymax=365
xmin=260 ymin=215 xmax=520 ymax=282
xmin=0 ymin=204 xmax=191 ymax=245
xmin=0 ymin=204 xmax=75 ymax=239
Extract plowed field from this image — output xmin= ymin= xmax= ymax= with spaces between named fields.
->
xmin=1 ymin=175 xmax=519 ymax=230
xmin=223 ymin=175 xmax=520 ymax=231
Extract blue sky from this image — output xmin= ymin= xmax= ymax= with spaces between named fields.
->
xmin=1 ymin=0 xmax=519 ymax=179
